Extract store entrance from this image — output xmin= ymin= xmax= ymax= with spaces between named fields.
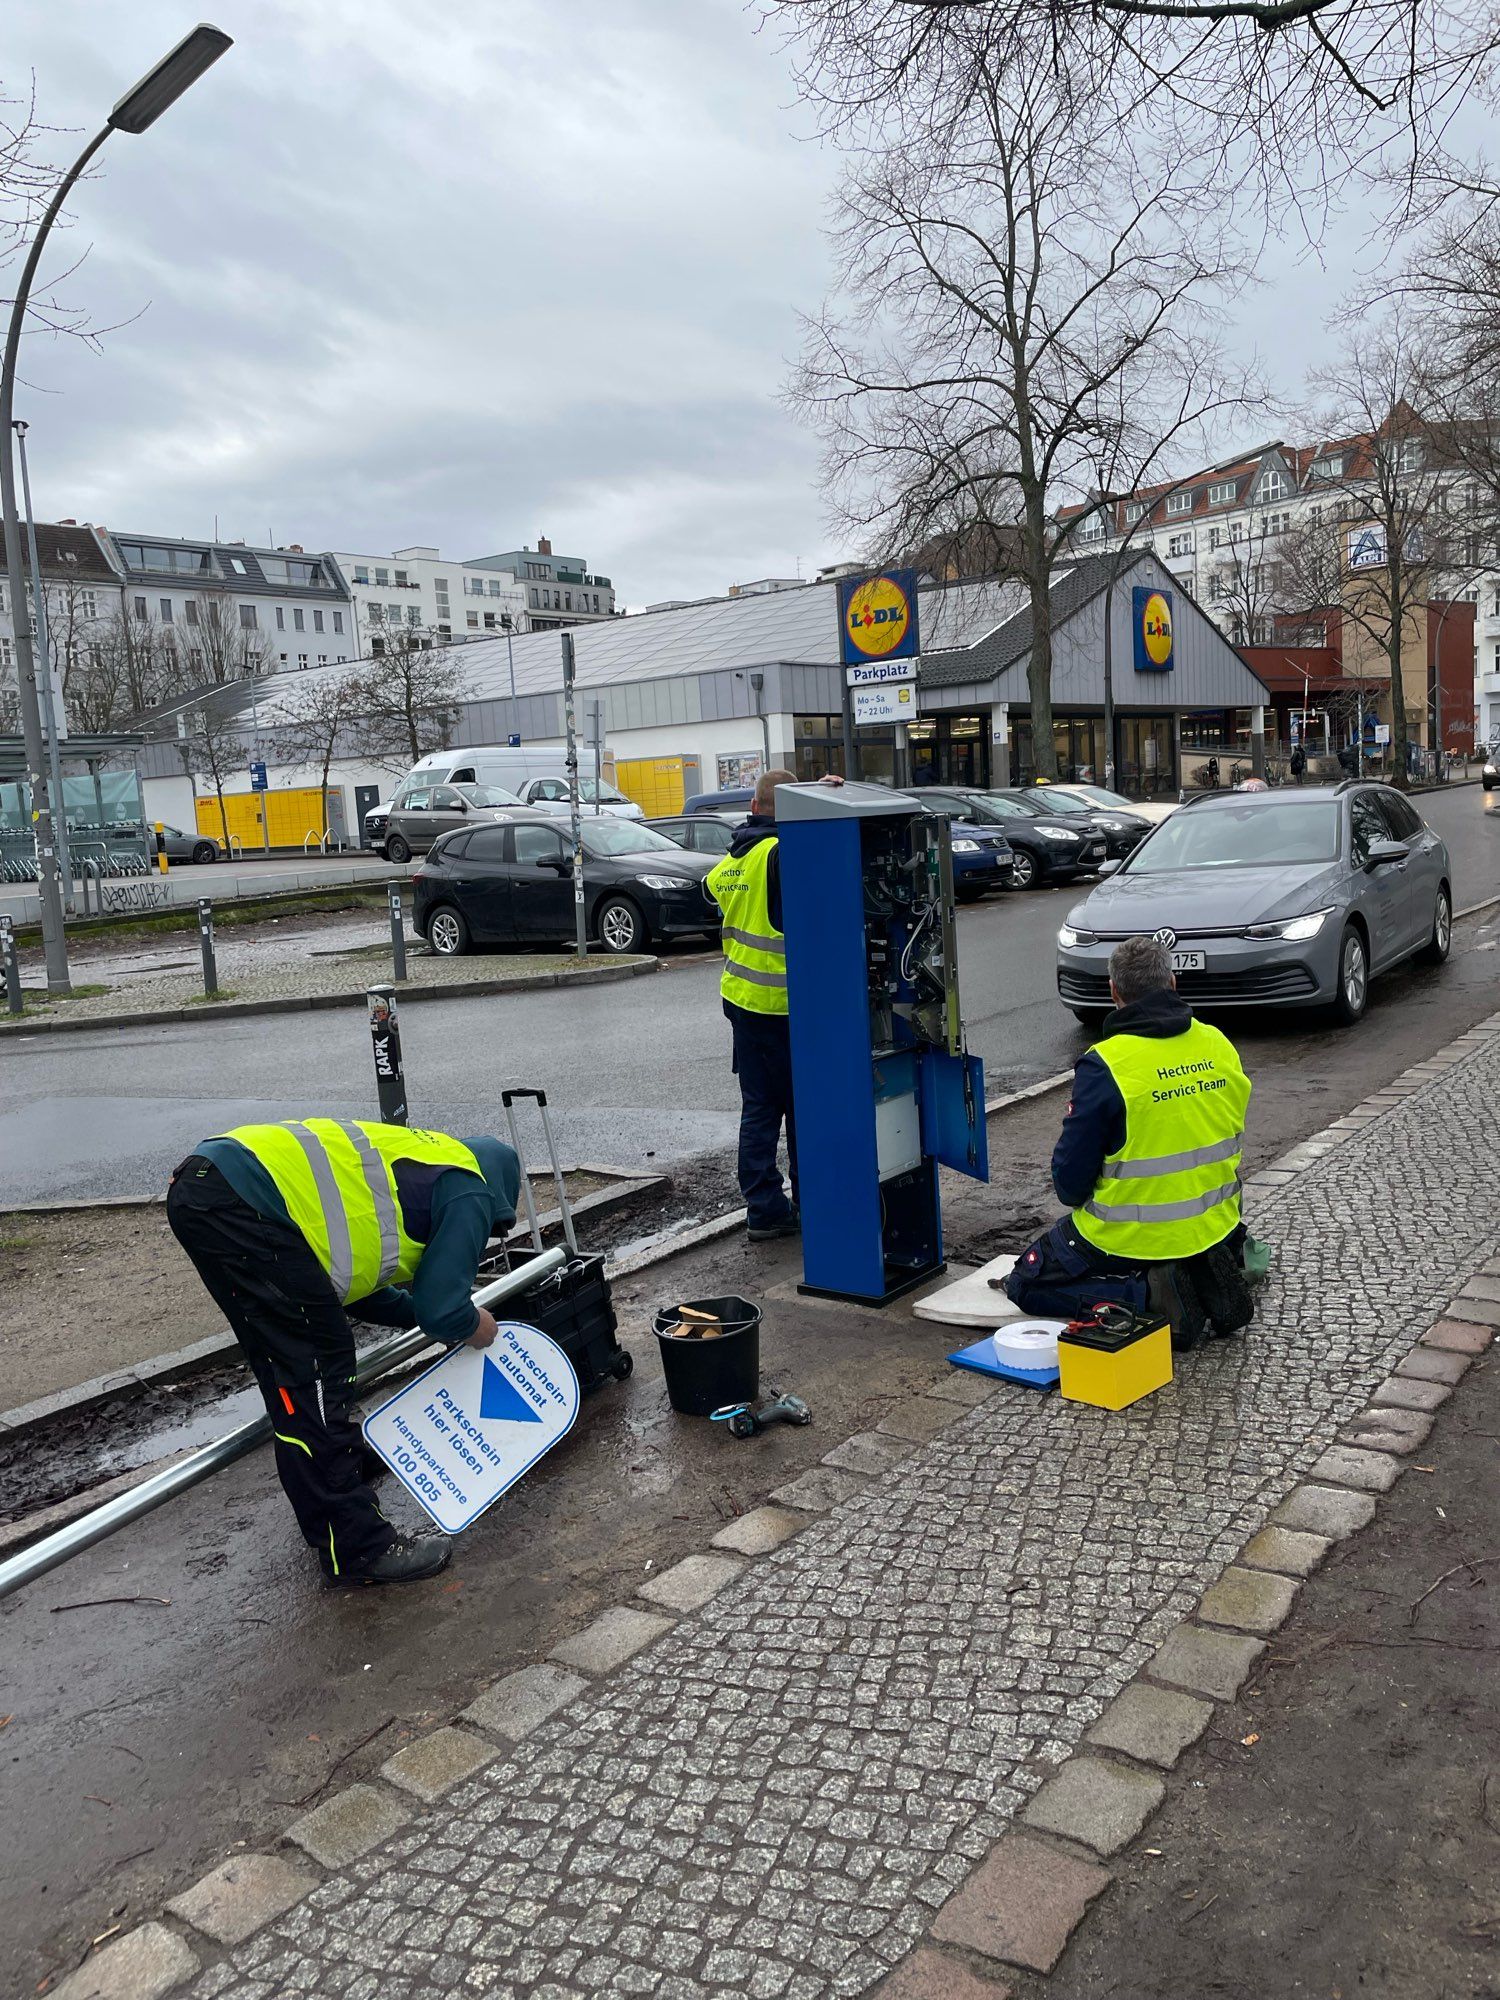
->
xmin=1118 ymin=714 xmax=1175 ymax=796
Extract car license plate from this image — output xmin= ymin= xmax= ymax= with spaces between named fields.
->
xmin=1086 ymin=842 xmax=1105 ymax=858
xmin=1171 ymin=950 xmax=1205 ymax=972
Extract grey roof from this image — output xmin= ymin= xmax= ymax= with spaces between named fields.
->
xmin=919 ymin=556 xmax=1122 ymax=690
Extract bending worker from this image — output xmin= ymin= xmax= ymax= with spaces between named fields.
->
xmin=1007 ymin=936 xmax=1253 ymax=1345
xmin=167 ymin=1120 xmax=520 ymax=1587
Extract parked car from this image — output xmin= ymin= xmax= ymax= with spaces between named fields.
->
xmin=648 ymin=815 xmax=738 ymax=857
xmin=917 ymin=788 xmax=1105 ymax=889
xmin=1018 ymin=785 xmax=1152 ymax=860
xmin=159 ymin=825 xmax=221 ymax=865
xmin=406 ymin=746 xmax=645 ymax=819
xmin=364 ymin=800 xmax=393 ymax=853
xmin=414 ymin=814 xmax=721 ymax=957
xmin=682 ymin=787 xmax=755 ymax=816
xmin=1055 ymin=782 xmax=1452 ymax=1029
xmin=1048 ymin=782 xmax=1178 ymax=826
xmin=902 ymin=798 xmax=1015 ymax=900
xmin=1483 ymin=750 xmax=1497 ymax=792
xmin=383 ymin=781 xmax=525 ymax=864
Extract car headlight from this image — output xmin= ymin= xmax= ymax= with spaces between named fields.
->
xmin=1037 ymin=826 xmax=1077 ymax=842
xmin=951 ymin=838 xmax=980 ymax=853
xmin=1486 ymin=762 xmax=1497 ymax=777
xmin=1058 ymin=924 xmax=1097 ymax=947
xmin=1245 ymin=907 xmax=1332 ymax=941
xmin=635 ymin=874 xmax=691 ymax=891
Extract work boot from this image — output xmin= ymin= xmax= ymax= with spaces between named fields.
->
xmin=328 ymin=1531 xmax=453 ymax=1588
xmin=1147 ymin=1263 xmax=1208 ymax=1352
xmin=747 ymin=1209 xmax=801 ymax=1243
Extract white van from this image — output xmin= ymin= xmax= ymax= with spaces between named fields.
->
xmin=405 ymin=745 xmax=643 ymax=819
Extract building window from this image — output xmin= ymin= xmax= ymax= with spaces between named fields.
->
xmin=1397 ymin=438 xmax=1423 ymax=473
xmin=1207 ymin=527 xmax=1223 ymax=550
xmin=1312 ymin=455 xmax=1344 ymax=479
xmin=525 ymin=561 xmax=547 ymax=579
xmin=294 ymin=608 xmax=305 ymax=632
xmin=1168 ymin=531 xmax=1193 ymax=557
xmin=353 ymin=566 xmax=370 ymax=584
xmin=486 ymin=580 xmax=502 ymax=597
xmin=160 ymin=598 xmax=173 ymax=622
xmin=79 ymin=589 xmax=97 ymax=619
xmin=318 ymin=653 xmax=328 ymax=665
xmin=528 ymin=586 xmax=539 ymax=607
xmin=313 ymin=609 xmax=324 ymax=633
xmin=227 ymin=556 xmax=249 ymax=575
xmin=1165 ymin=491 xmax=1194 ymax=516
xmin=386 ymin=603 xmax=402 ymax=624
xmin=1075 ymin=514 xmax=1105 ymax=543
xmin=467 ymin=611 xmax=479 ymax=629
xmin=185 ymin=599 xmax=200 ymax=627
xmin=434 ymin=580 xmax=450 ymax=616
xmin=0 ymin=637 xmax=12 ymax=668
xmin=1207 ymin=479 xmax=1236 ymax=505
xmin=564 ymin=591 xmax=573 ymax=611
xmin=189 ymin=647 xmax=204 ymax=671
xmin=407 ymin=606 xmax=421 ymax=627
xmin=134 ymin=595 xmax=148 ymax=620
xmin=394 ymin=569 xmax=408 ymax=586
xmin=240 ymin=604 xmax=258 ymax=630
xmin=1260 ymin=468 xmax=1289 ymax=500
xmin=333 ymin=611 xmax=344 ymax=634
xmin=592 ymin=594 xmax=600 ymax=611
xmin=368 ymin=603 xmax=384 ymax=624
xmin=298 ymin=652 xmax=308 ymax=669
xmin=484 ymin=611 xmax=496 ymax=629
xmin=1123 ymin=502 xmax=1145 ymax=525
xmin=374 ymin=568 xmax=389 ymax=586
xmin=1262 ymin=512 xmax=1290 ymax=537
xmin=276 ymin=607 xmax=285 ymax=630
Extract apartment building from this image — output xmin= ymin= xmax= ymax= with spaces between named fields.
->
xmin=0 ymin=521 xmax=124 ymax=731
xmin=465 ymin=537 xmax=616 ymax=631
xmin=108 ymin=533 xmax=354 ymax=674
xmin=333 ymin=545 xmax=529 ymax=657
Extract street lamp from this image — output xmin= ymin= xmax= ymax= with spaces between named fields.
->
xmin=499 ymin=612 xmax=520 ymax=744
xmin=2 ymin=24 xmax=233 ymax=993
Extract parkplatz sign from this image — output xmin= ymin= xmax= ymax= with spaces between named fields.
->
xmin=362 ymin=1322 xmax=579 ymax=1533
xmin=846 ymin=658 xmax=918 ymax=689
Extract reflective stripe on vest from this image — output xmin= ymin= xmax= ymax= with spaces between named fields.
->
xmin=1071 ymin=1019 xmax=1251 ymax=1261
xmin=217 ymin=1119 xmax=482 ymax=1304
xmin=706 ymin=837 xmax=788 ymax=1016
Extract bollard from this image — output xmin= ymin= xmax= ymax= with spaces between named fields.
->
xmin=0 ymin=917 xmax=22 ymax=1016
xmin=368 ymin=982 xmax=408 ymax=1124
xmin=389 ymin=884 xmax=407 ymax=981
xmin=198 ymin=898 xmax=218 ymax=998
xmin=154 ymin=821 xmax=169 ymax=875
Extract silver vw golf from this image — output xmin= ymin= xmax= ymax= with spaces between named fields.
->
xmin=1056 ymin=783 xmax=1452 ymax=1030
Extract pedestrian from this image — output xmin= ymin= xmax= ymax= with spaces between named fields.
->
xmin=1006 ymin=936 xmax=1254 ymax=1346
xmin=706 ymin=768 xmax=841 ymax=1241
xmin=167 ymin=1120 xmax=521 ymax=1587
xmin=1290 ymin=742 xmax=1307 ymax=785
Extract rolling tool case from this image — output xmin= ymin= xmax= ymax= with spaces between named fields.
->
xmin=492 ymin=1087 xmax=632 ymax=1393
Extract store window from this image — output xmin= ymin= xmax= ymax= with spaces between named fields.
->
xmin=793 ymin=713 xmax=846 ymax=781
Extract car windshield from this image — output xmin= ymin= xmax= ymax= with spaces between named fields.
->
xmin=1125 ymin=799 xmax=1341 ymax=871
xmin=579 ymin=820 xmax=682 ymax=857
xmin=455 ymin=783 xmax=520 ymax=807
xmin=1027 ymin=790 xmax=1094 ymax=817
xmin=965 ymin=792 xmax=1046 ymax=822
xmin=1068 ymin=786 xmax=1137 ymax=812
xmin=580 ymin=778 xmax=629 ymax=804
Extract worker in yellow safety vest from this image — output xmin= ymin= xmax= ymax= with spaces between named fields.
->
xmin=1005 ymin=935 xmax=1254 ymax=1347
xmin=167 ymin=1120 xmax=520 ymax=1586
xmin=706 ymin=768 xmax=841 ymax=1240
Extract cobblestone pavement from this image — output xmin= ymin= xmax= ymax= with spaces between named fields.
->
xmin=187 ymin=1020 xmax=1500 ymax=2000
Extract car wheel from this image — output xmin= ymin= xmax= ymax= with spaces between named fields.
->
xmin=426 ymin=905 xmax=470 ymax=956
xmin=1072 ymin=1008 xmax=1109 ymax=1035
xmin=1009 ymin=848 xmax=1038 ymax=890
xmin=1330 ymin=923 xmax=1369 ymax=1025
xmin=596 ymin=895 xmax=648 ymax=955
xmin=1416 ymin=883 xmax=1452 ymax=966
xmin=385 ymin=833 xmax=411 ymax=864
xmin=191 ymin=841 xmax=217 ymax=865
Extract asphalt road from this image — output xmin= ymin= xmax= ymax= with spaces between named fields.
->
xmin=1 ymin=785 xmax=1494 ymax=1209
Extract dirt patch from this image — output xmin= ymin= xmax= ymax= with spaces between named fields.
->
xmin=1025 ymin=1345 xmax=1500 ymax=2000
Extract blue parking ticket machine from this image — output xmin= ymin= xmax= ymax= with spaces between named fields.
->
xmin=778 ymin=782 xmax=989 ymax=1305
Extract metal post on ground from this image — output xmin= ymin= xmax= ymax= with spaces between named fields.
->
xmin=197 ymin=897 xmax=218 ymax=998
xmin=561 ymin=632 xmax=587 ymax=959
xmin=1102 ymin=574 xmax=1116 ymax=790
xmin=367 ymin=983 xmax=408 ymax=1124
xmin=0 ymin=916 xmax=22 ymax=1015
xmin=590 ymin=699 xmax=604 ymax=813
xmin=1250 ymin=704 xmax=1266 ymax=780
xmin=15 ymin=422 xmax=75 ymax=916
xmin=389 ymin=883 xmax=407 ymax=981
xmin=154 ymin=821 xmax=168 ymax=875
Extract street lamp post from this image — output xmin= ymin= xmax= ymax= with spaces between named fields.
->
xmin=501 ymin=613 xmax=520 ymax=743
xmin=1 ymin=24 xmax=232 ymax=993
xmin=13 ymin=420 xmax=75 ymax=912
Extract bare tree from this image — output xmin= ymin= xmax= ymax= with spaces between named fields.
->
xmin=174 ymin=697 xmax=259 ymax=853
xmin=278 ymin=671 xmax=366 ymax=833
xmin=351 ymin=636 xmax=465 ymax=772
xmin=791 ymin=55 xmax=1256 ymax=776
xmin=82 ymin=608 xmax=180 ymax=724
xmin=189 ymin=594 xmax=279 ymax=687
xmin=1205 ymin=520 xmax=1294 ymax=645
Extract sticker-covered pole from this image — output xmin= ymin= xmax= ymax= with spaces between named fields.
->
xmin=368 ymin=982 xmax=408 ymax=1124
xmin=561 ymin=632 xmax=587 ymax=958
xmin=389 ymin=883 xmax=407 ymax=981
xmin=197 ymin=897 xmax=218 ymax=998
xmin=0 ymin=915 xmax=22 ymax=1015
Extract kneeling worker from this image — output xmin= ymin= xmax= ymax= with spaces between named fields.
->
xmin=1008 ymin=936 xmax=1253 ymax=1344
xmin=168 ymin=1120 xmax=520 ymax=1586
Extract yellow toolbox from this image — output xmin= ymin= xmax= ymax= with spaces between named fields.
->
xmin=1057 ymin=1313 xmax=1173 ymax=1412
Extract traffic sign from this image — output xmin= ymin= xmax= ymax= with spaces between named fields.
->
xmin=845 ymin=658 xmax=918 ymax=689
xmin=249 ymin=760 xmax=268 ymax=791
xmin=361 ymin=1322 xmax=579 ymax=1533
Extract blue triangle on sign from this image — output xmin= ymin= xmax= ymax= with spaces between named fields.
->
xmin=479 ymin=1354 xmax=544 ymax=1424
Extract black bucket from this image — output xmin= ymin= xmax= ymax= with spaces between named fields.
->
xmin=652 ymin=1294 xmax=761 ymax=1416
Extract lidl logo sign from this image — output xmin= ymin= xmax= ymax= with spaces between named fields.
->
xmin=838 ymin=568 xmax=920 ymax=667
xmin=1133 ymin=586 xmax=1174 ymax=674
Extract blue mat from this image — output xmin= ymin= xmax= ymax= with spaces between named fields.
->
xmin=947 ymin=1333 xmax=1059 ymax=1391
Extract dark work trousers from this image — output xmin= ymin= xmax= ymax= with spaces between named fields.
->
xmin=727 ymin=1002 xmax=799 ymax=1228
xmin=166 ymin=1157 xmax=396 ymax=1580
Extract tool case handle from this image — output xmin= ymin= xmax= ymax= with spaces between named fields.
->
xmin=501 ymin=1087 xmax=577 ymax=1257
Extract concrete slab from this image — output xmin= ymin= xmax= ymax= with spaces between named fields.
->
xmin=710 ymin=1505 xmax=808 ymax=1555
xmin=1340 ymin=1407 xmax=1435 ymax=1455
xmin=1422 ymin=1317 xmax=1495 ymax=1353
xmin=1197 ymin=1565 xmax=1299 ymax=1635
xmin=463 ymin=1662 xmax=589 ymax=1742
xmin=1308 ymin=1445 xmax=1403 ymax=1493
xmin=381 ymin=1726 xmax=496 ymax=1802
xmin=1454 ymin=1272 xmax=1500 ymax=1303
xmin=872 ymin=1947 xmax=1014 ymax=1997
xmin=877 ymin=1401 xmax=956 ymax=1443
xmin=284 ymin=1784 xmax=411 ymax=1869
xmin=1085 ymin=1684 xmax=1214 ymax=1769
xmin=1145 ymin=1623 xmax=1266 ymax=1701
xmin=1395 ymin=1346 xmax=1472 ymax=1384
xmin=638 ymin=1552 xmax=747 ymax=1612
xmin=166 ymin=1853 xmax=318 ymax=1946
xmin=820 ymin=1431 xmax=913 ymax=1476
xmin=1239 ymin=1525 xmax=1333 ymax=1578
xmin=1022 ymin=1755 xmax=1166 ymax=1855
xmin=927 ymin=1369 xmax=1000 ymax=1406
xmin=1369 ymin=1375 xmax=1452 ymax=1412
xmin=48 ymin=1924 xmax=198 ymax=2000
xmin=549 ymin=1605 xmax=676 ymax=1675
xmin=1271 ymin=1484 xmax=1378 ymax=1539
xmin=931 ymin=1830 xmax=1111 ymax=1973
xmin=1434 ymin=1293 xmax=1500 ymax=1327
xmin=769 ymin=1466 xmax=871 ymax=1512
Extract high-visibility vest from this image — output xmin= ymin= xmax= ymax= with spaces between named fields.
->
xmin=216 ymin=1119 xmax=482 ymax=1303
xmin=706 ymin=837 xmax=788 ymax=1016
xmin=1071 ymin=1019 xmax=1251 ymax=1261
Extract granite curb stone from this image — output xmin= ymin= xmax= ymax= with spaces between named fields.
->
xmin=931 ymin=1831 xmax=1112 ymax=1974
xmin=1022 ymin=1756 xmax=1166 ymax=1855
xmin=166 ymin=1854 xmax=319 ymax=1947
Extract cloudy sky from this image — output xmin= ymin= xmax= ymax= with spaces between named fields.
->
xmin=5 ymin=1 xmax=1412 ymax=605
